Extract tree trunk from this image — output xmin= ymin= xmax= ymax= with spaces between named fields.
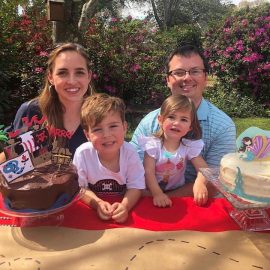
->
xmin=150 ymin=0 xmax=163 ymax=30
xmin=51 ymin=0 xmax=84 ymax=44
xmin=78 ymin=0 xmax=100 ymax=33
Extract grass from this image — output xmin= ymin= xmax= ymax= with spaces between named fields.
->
xmin=126 ymin=117 xmax=270 ymax=141
xmin=233 ymin=117 xmax=270 ymax=137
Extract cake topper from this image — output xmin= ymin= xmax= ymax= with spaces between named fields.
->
xmin=0 ymin=115 xmax=73 ymax=184
xmin=237 ymin=127 xmax=270 ymax=161
xmin=51 ymin=142 xmax=72 ymax=166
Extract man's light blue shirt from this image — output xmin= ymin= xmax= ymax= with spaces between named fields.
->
xmin=130 ymin=98 xmax=236 ymax=182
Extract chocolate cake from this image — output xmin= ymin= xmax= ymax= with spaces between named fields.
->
xmin=0 ymin=162 xmax=79 ymax=210
xmin=0 ymin=115 xmax=80 ymax=211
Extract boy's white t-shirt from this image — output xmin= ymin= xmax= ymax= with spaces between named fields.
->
xmin=73 ymin=141 xmax=145 ymax=195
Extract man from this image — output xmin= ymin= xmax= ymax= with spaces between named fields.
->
xmin=130 ymin=45 xmax=236 ymax=196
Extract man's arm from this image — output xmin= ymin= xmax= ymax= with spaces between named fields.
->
xmin=204 ymin=125 xmax=236 ymax=167
xmin=130 ymin=109 xmax=160 ymax=160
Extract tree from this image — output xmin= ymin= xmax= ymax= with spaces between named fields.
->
xmin=51 ymin=0 xmax=126 ymax=43
xmin=142 ymin=0 xmax=234 ymax=30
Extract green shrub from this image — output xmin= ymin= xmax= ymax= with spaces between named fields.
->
xmin=0 ymin=4 xmax=51 ymax=125
xmin=204 ymin=3 xmax=270 ymax=108
xmin=85 ymin=17 xmax=201 ymax=106
xmin=204 ymin=83 xmax=267 ymax=118
xmin=1 ymin=11 xmax=201 ymax=124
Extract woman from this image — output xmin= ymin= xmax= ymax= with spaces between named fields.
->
xmin=8 ymin=43 xmax=93 ymax=156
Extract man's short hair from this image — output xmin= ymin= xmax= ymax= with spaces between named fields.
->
xmin=165 ymin=44 xmax=209 ymax=73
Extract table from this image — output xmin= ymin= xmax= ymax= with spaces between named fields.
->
xmin=0 ymin=197 xmax=269 ymax=270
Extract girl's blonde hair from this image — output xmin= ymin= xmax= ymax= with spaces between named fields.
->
xmin=81 ymin=93 xmax=126 ymax=131
xmin=155 ymin=94 xmax=201 ymax=141
xmin=39 ymin=43 xmax=94 ymax=129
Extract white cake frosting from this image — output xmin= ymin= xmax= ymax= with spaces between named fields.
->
xmin=220 ymin=152 xmax=270 ymax=202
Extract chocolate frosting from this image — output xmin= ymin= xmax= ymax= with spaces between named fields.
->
xmin=0 ymin=163 xmax=79 ymax=210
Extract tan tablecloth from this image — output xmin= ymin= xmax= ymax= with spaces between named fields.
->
xmin=0 ymin=226 xmax=269 ymax=270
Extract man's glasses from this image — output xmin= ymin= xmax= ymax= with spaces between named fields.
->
xmin=168 ymin=68 xmax=206 ymax=78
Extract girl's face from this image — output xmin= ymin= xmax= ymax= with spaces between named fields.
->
xmin=48 ymin=51 xmax=92 ymax=104
xmin=158 ymin=109 xmax=192 ymax=142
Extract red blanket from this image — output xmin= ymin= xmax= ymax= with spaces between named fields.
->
xmin=2 ymin=197 xmax=270 ymax=232
xmin=61 ymin=197 xmax=239 ymax=232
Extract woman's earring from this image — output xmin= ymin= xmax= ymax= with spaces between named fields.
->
xmin=49 ymin=85 xmax=55 ymax=94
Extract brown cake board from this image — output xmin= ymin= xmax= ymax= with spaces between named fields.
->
xmin=0 ymin=227 xmax=269 ymax=270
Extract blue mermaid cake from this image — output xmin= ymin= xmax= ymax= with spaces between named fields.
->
xmin=220 ymin=127 xmax=270 ymax=203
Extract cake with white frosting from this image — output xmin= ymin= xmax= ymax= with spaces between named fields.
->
xmin=219 ymin=127 xmax=270 ymax=203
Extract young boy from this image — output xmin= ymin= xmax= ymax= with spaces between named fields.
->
xmin=73 ymin=93 xmax=145 ymax=223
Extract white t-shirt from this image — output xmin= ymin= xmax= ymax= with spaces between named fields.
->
xmin=73 ymin=141 xmax=145 ymax=195
xmin=139 ymin=136 xmax=203 ymax=191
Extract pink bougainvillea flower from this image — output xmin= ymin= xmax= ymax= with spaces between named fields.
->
xmin=242 ymin=53 xmax=263 ymax=63
xmin=263 ymin=63 xmax=270 ymax=70
xmin=241 ymin=19 xmax=249 ymax=26
xmin=223 ymin=51 xmax=230 ymax=58
xmin=104 ymin=85 xmax=116 ymax=94
xmin=225 ymin=47 xmax=234 ymax=52
xmin=234 ymin=53 xmax=241 ymax=60
xmin=255 ymin=28 xmax=265 ymax=36
xmin=39 ymin=51 xmax=48 ymax=57
xmin=35 ymin=67 xmax=44 ymax=73
xmin=237 ymin=45 xmax=244 ymax=52
xmin=130 ymin=64 xmax=141 ymax=72
xmin=111 ymin=17 xmax=118 ymax=22
xmin=235 ymin=40 xmax=244 ymax=46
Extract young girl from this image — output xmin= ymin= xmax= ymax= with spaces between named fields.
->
xmin=139 ymin=94 xmax=208 ymax=207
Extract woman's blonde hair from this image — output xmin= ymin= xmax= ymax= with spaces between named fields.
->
xmin=155 ymin=94 xmax=201 ymax=141
xmin=81 ymin=93 xmax=126 ymax=131
xmin=39 ymin=43 xmax=94 ymax=129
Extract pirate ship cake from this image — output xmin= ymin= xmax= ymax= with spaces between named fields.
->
xmin=0 ymin=115 xmax=79 ymax=211
xmin=220 ymin=127 xmax=270 ymax=203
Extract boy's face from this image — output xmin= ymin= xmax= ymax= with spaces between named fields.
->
xmin=84 ymin=111 xmax=127 ymax=158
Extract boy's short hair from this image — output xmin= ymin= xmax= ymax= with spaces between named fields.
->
xmin=81 ymin=93 xmax=126 ymax=130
